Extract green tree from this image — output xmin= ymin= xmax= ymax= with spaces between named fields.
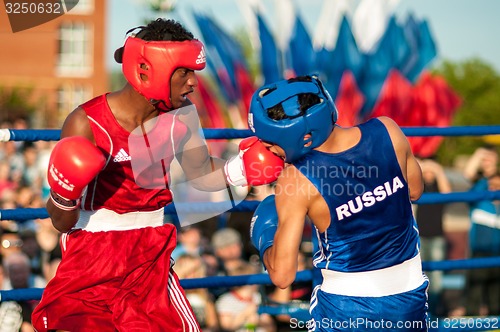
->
xmin=109 ymin=69 xmax=127 ymax=92
xmin=0 ymin=87 xmax=37 ymax=125
xmin=433 ymin=58 xmax=500 ymax=165
xmin=233 ymin=27 xmax=260 ymax=82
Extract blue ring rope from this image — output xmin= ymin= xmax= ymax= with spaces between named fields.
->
xmin=3 ymin=125 xmax=500 ymax=141
xmin=2 ymin=257 xmax=500 ymax=302
xmin=7 ymin=129 xmax=61 ymax=141
xmin=2 ymin=191 xmax=500 ymax=221
xmin=423 ymin=256 xmax=500 ymax=271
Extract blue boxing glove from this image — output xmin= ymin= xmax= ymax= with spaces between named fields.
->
xmin=250 ymin=195 xmax=278 ymax=259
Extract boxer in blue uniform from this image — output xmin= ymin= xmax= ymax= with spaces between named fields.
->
xmin=249 ymin=75 xmax=428 ymax=331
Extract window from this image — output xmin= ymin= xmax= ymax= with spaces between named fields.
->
xmin=56 ymin=22 xmax=93 ymax=77
xmin=56 ymin=84 xmax=92 ymax=123
xmin=63 ymin=0 xmax=94 ymax=14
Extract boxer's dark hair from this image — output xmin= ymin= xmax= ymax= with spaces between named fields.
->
xmin=265 ymin=76 xmax=321 ymax=121
xmin=114 ymin=18 xmax=194 ymax=64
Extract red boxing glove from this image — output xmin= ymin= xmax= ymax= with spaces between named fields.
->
xmin=225 ymin=136 xmax=284 ymax=186
xmin=48 ymin=136 xmax=106 ymax=210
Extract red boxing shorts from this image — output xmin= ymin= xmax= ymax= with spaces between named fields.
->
xmin=32 ymin=224 xmax=201 ymax=332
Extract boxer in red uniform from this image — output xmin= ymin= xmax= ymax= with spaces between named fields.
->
xmin=32 ymin=19 xmax=283 ymax=332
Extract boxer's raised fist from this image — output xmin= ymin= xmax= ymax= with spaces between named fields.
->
xmin=225 ymin=136 xmax=284 ymax=186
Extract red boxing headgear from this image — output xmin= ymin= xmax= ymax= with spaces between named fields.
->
xmin=121 ymin=37 xmax=206 ymax=109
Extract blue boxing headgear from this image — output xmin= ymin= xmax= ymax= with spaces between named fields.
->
xmin=248 ymin=76 xmax=338 ymax=163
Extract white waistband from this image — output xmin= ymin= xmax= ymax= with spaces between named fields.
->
xmin=320 ymin=254 xmax=426 ymax=297
xmin=75 ymin=208 xmax=165 ymax=232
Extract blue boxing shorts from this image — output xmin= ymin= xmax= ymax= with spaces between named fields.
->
xmin=309 ymin=281 xmax=429 ymax=331
xmin=308 ymin=255 xmax=429 ymax=331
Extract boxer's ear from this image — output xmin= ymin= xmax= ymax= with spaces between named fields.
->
xmin=304 ymin=134 xmax=312 ymax=147
xmin=114 ymin=47 xmax=124 ymax=64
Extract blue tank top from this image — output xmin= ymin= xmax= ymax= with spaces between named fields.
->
xmin=294 ymin=118 xmax=420 ymax=272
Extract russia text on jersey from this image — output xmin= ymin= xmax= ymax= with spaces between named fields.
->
xmin=336 ymin=176 xmax=405 ymax=221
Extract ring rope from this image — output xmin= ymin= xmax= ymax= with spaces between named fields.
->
xmin=2 ymin=191 xmax=500 ymax=221
xmin=0 ymin=207 xmax=49 ymax=221
xmin=2 ymin=257 xmax=500 ymax=302
xmin=1 ymin=125 xmax=500 ymax=142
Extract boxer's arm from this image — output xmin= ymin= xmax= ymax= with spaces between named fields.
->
xmin=175 ymin=103 xmax=283 ymax=190
xmin=262 ymin=167 xmax=308 ymax=289
xmin=47 ymin=107 xmax=96 ymax=233
xmin=406 ymin=150 xmax=424 ymax=201
xmin=176 ymin=128 xmax=228 ymax=191
xmin=378 ymin=116 xmax=423 ymax=201
xmin=178 ymin=133 xmax=284 ymax=190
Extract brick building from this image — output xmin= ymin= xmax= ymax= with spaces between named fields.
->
xmin=0 ymin=0 xmax=108 ymax=128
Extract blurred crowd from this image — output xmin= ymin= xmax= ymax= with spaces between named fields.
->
xmin=1 ymin=116 xmax=500 ymax=331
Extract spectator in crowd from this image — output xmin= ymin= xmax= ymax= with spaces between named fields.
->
xmin=173 ymin=224 xmax=221 ymax=278
xmin=42 ymin=242 xmax=62 ymax=283
xmin=11 ymin=117 xmax=29 ymax=152
xmin=0 ymin=250 xmax=24 ymax=332
xmin=33 ymin=141 xmax=54 ymax=201
xmin=15 ymin=186 xmax=36 ymax=209
xmin=209 ymin=227 xmax=248 ymax=300
xmin=3 ymin=252 xmax=46 ymax=331
xmin=172 ymin=225 xmax=205 ymax=261
xmin=215 ymin=262 xmax=275 ymax=332
xmin=0 ymin=161 xmax=17 ymax=197
xmin=462 ymin=145 xmax=499 ymax=316
xmin=13 ymin=186 xmax=43 ymax=232
xmin=174 ymin=253 xmax=220 ymax=332
xmin=465 ymin=171 xmax=500 ymax=316
xmin=2 ymin=141 xmax=24 ymax=184
xmin=20 ymin=143 xmax=41 ymax=189
xmin=0 ymin=188 xmax=17 ymax=212
xmin=463 ymin=145 xmax=498 ymax=184
xmin=32 ymin=217 xmax=59 ymax=257
xmin=0 ymin=190 xmax=23 ymax=243
xmin=416 ymin=158 xmax=452 ymax=317
xmin=3 ymin=251 xmax=46 ymax=290
xmin=19 ymin=229 xmax=44 ymax=280
xmin=211 ymin=227 xmax=247 ymax=276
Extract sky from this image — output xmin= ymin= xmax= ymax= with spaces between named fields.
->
xmin=106 ymin=0 xmax=500 ymax=72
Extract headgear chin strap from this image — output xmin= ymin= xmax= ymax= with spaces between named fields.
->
xmin=121 ymin=37 xmax=206 ymax=110
xmin=248 ymin=76 xmax=338 ymax=163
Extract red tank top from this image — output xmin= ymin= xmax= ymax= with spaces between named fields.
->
xmin=80 ymin=94 xmax=187 ymax=213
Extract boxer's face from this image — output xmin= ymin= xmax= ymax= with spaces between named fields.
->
xmin=261 ymin=141 xmax=285 ymax=160
xmin=261 ymin=134 xmax=313 ymax=161
xmin=170 ymin=68 xmax=197 ymax=109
